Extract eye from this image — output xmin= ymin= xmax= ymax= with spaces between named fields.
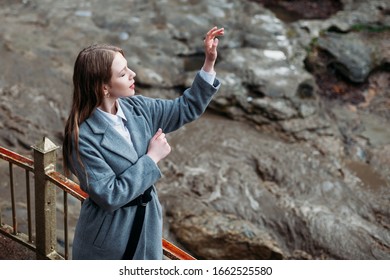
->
xmin=120 ymin=66 xmax=129 ymax=77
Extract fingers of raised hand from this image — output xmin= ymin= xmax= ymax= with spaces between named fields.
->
xmin=204 ymin=28 xmax=224 ymax=52
xmin=205 ymin=26 xmax=224 ymax=41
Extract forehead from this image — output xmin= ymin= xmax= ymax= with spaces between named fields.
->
xmin=111 ymin=52 xmax=127 ymax=73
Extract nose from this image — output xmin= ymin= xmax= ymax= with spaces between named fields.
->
xmin=129 ymin=69 xmax=136 ymax=79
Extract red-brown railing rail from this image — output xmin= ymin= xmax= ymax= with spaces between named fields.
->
xmin=0 ymin=138 xmax=195 ymax=260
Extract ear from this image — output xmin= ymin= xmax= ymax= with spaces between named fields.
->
xmin=102 ymin=84 xmax=110 ymax=95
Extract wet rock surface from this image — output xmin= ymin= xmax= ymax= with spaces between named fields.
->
xmin=0 ymin=0 xmax=389 ymax=259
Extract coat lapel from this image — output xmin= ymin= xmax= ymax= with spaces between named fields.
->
xmin=101 ymin=126 xmax=138 ymax=163
xmin=86 ymin=109 xmax=138 ymax=163
xmin=119 ymin=99 xmax=149 ymax=157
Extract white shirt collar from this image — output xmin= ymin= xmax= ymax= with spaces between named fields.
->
xmin=116 ymin=100 xmax=127 ymax=121
xmin=97 ymin=100 xmax=127 ymax=124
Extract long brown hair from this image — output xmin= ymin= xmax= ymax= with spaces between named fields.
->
xmin=63 ymin=44 xmax=124 ymax=175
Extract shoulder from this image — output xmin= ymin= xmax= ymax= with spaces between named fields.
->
xmin=78 ymin=110 xmax=105 ymax=142
xmin=118 ymin=95 xmax=159 ymax=116
xmin=120 ymin=95 xmax=154 ymax=107
xmin=78 ymin=121 xmax=99 ymax=147
xmin=79 ymin=120 xmax=93 ymax=137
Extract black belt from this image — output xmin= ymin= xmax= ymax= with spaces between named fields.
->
xmin=122 ymin=186 xmax=153 ymax=260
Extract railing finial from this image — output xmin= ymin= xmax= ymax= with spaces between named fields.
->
xmin=31 ymin=136 xmax=59 ymax=154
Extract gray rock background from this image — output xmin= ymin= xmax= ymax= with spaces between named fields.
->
xmin=0 ymin=0 xmax=389 ymax=259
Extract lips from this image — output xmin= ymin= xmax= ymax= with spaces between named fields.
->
xmin=130 ymin=83 xmax=135 ymax=89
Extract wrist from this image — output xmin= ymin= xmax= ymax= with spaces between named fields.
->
xmin=146 ymin=153 xmax=159 ymax=164
xmin=202 ymin=60 xmax=215 ymax=74
xmin=202 ymin=66 xmax=215 ymax=75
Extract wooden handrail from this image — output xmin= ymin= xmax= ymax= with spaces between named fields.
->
xmin=0 ymin=146 xmax=34 ymax=171
xmin=162 ymin=239 xmax=196 ymax=260
xmin=46 ymin=171 xmax=88 ymax=202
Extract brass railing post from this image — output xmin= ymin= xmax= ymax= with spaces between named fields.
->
xmin=32 ymin=137 xmax=59 ymax=260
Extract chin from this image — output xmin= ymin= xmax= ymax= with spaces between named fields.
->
xmin=123 ymin=90 xmax=135 ymax=97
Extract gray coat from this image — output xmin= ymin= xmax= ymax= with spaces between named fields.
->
xmin=70 ymin=72 xmax=220 ymax=259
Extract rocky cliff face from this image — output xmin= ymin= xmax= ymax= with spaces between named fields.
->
xmin=0 ymin=0 xmax=389 ymax=259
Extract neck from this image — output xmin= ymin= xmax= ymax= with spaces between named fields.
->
xmin=99 ymin=98 xmax=118 ymax=115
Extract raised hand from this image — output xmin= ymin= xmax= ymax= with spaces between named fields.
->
xmin=203 ymin=26 xmax=224 ymax=73
xmin=147 ymin=128 xmax=171 ymax=163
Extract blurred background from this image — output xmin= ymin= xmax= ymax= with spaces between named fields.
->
xmin=0 ymin=0 xmax=389 ymax=259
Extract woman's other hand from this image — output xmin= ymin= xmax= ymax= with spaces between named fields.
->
xmin=147 ymin=128 xmax=171 ymax=163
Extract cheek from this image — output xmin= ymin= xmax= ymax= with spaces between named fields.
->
xmin=110 ymin=80 xmax=127 ymax=93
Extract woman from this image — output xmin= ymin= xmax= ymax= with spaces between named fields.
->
xmin=62 ymin=26 xmax=224 ymax=259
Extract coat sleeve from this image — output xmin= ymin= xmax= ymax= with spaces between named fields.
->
xmin=71 ymin=134 xmax=162 ymax=214
xmin=132 ymin=71 xmax=221 ymax=134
